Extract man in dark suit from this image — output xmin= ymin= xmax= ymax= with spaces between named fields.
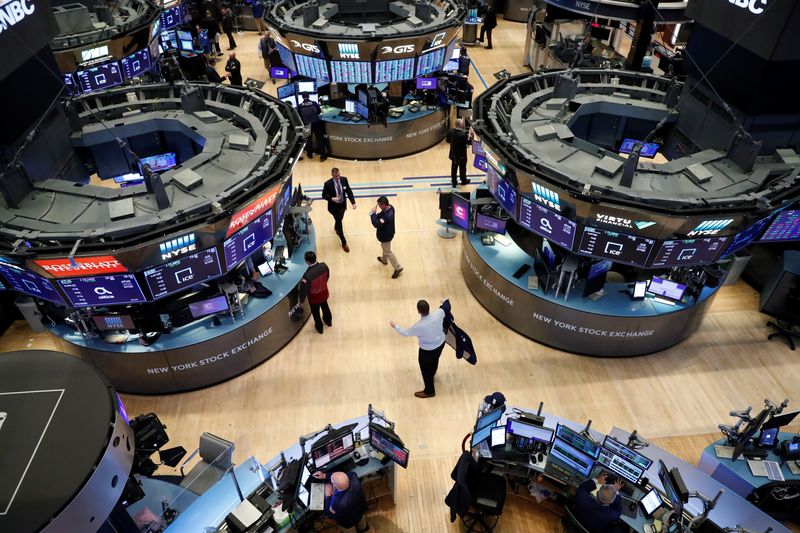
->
xmin=224 ymin=52 xmax=242 ymax=86
xmin=447 ymin=118 xmax=472 ymax=188
xmin=298 ymin=93 xmax=328 ymax=161
xmin=312 ymin=470 xmax=369 ymax=532
xmin=221 ymin=5 xmax=236 ymax=50
xmin=298 ymin=251 xmax=331 ymax=334
xmin=478 ymin=5 xmax=497 ymax=49
xmin=573 ymin=472 xmax=625 ymax=533
xmin=321 ymin=167 xmax=356 ymax=252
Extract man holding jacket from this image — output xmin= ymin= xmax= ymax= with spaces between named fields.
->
xmin=370 ymin=196 xmax=402 ymax=279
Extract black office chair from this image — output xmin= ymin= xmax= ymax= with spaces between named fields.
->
xmin=561 ymin=505 xmax=591 ymax=533
xmin=445 ymin=451 xmax=507 ymax=532
xmin=747 ymin=480 xmax=800 ymax=522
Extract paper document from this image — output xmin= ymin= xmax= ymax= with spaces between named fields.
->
xmin=714 ymin=445 xmax=734 ymax=459
xmin=747 ymin=459 xmax=767 ymax=477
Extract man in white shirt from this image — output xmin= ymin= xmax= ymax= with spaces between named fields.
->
xmin=389 ymin=300 xmax=446 ymax=399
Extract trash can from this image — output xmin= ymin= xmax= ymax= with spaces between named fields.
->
xmin=723 ymin=248 xmax=752 ymax=286
xmin=15 ymin=296 xmax=47 ymax=333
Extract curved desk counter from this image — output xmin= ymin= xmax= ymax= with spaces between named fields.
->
xmin=461 ymin=231 xmax=720 ymax=356
xmin=320 ymin=105 xmax=448 ymax=160
xmin=52 ymin=230 xmax=315 ymax=395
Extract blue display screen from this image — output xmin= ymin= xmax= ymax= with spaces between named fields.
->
xmin=375 ymin=58 xmax=415 ymax=82
xmin=276 ymin=176 xmax=293 ymax=224
xmin=486 ymin=165 xmax=500 ymax=195
xmin=473 ymin=155 xmax=487 ymax=171
xmin=223 ymin=210 xmax=273 ymax=270
xmin=138 ymin=152 xmax=176 ymax=172
xmin=650 ymin=237 xmax=728 ymax=268
xmin=58 ymin=274 xmax=147 ymax=307
xmin=759 ymin=210 xmax=800 ymax=242
xmin=277 ymin=44 xmax=296 ymax=73
xmin=550 ymin=438 xmax=595 ymax=477
xmin=518 ymin=197 xmax=576 ymax=250
xmin=62 ymin=73 xmax=80 ymax=96
xmin=144 ymin=248 xmax=222 ymax=299
xmin=161 ymin=5 xmax=182 ymax=29
xmin=495 ymin=177 xmax=516 ymax=218
xmin=121 ymin=49 xmax=151 ymax=79
xmin=295 ymin=55 xmax=330 ymax=83
xmin=720 ymin=217 xmax=771 ymax=258
xmin=619 ymin=138 xmax=660 ymax=158
xmin=0 ymin=259 xmax=65 ymax=305
xmin=578 ymin=227 xmax=656 ymax=266
xmin=270 ymin=66 xmax=289 ymax=79
xmin=76 ymin=61 xmax=124 ymax=93
xmin=330 ymin=61 xmax=372 ymax=84
xmin=416 ymin=47 xmax=446 ymax=76
xmin=476 ymin=214 xmax=506 ymax=234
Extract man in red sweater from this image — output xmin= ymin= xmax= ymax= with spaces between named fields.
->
xmin=299 ymin=251 xmax=332 ymax=334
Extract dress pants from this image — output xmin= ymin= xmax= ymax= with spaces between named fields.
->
xmin=380 ymin=241 xmax=401 ymax=270
xmin=479 ymin=27 xmax=493 ymax=48
xmin=308 ymin=121 xmax=329 ymax=158
xmin=309 ymin=301 xmax=332 ymax=331
xmin=226 ymin=31 xmax=237 ymax=49
xmin=418 ymin=342 xmax=446 ymax=394
xmin=451 ymin=158 xmax=467 ymax=187
xmin=329 ymin=203 xmax=347 ymax=245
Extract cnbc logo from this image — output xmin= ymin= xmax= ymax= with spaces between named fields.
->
xmin=533 ymin=183 xmax=561 ymax=212
xmin=159 ymin=233 xmax=197 ymax=261
xmin=726 ymin=0 xmax=767 ymax=16
xmin=595 ymin=213 xmax=656 ymax=230
xmin=0 ymin=0 xmax=35 ymax=34
xmin=687 ymin=219 xmax=734 ymax=237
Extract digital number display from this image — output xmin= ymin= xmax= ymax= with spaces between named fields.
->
xmin=0 ymin=260 xmax=65 ymax=305
xmin=495 ymin=177 xmax=516 ymax=218
xmin=374 ymin=58 xmax=415 ymax=82
xmin=759 ymin=210 xmax=800 ymax=242
xmin=121 ymin=49 xmax=151 ymax=80
xmin=650 ymin=237 xmax=727 ymax=267
xmin=76 ymin=61 xmax=124 ymax=93
xmin=578 ymin=227 xmax=655 ymax=266
xmin=144 ymin=248 xmax=222 ymax=300
xmin=330 ymin=60 xmax=372 ymax=84
xmin=416 ymin=47 xmax=446 ymax=76
xmin=223 ymin=210 xmax=273 ymax=270
xmin=295 ymin=55 xmax=330 ymax=83
xmin=518 ymin=197 xmax=576 ymax=250
xmin=58 ymin=274 xmax=147 ymax=308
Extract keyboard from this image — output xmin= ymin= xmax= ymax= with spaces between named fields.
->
xmin=492 ymin=448 xmax=530 ymax=463
xmin=765 ymin=461 xmax=785 ymax=481
xmin=309 ymin=482 xmax=325 ymax=511
xmin=620 ymin=495 xmax=638 ymax=518
xmin=544 ymin=460 xmax=583 ymax=487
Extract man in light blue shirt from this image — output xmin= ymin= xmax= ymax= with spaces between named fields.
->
xmin=390 ymin=300 xmax=446 ymax=399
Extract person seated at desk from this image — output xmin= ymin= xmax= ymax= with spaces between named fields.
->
xmin=573 ymin=472 xmax=625 ymax=533
xmin=312 ymin=470 xmax=369 ymax=532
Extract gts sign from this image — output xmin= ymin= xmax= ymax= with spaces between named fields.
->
xmin=381 ymin=44 xmax=415 ymax=55
xmin=290 ymin=40 xmax=319 ymax=53
xmin=726 ymin=0 xmax=767 ymax=15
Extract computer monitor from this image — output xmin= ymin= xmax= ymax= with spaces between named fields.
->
xmin=657 ymin=460 xmax=686 ymax=518
xmin=277 ymin=83 xmax=296 ymax=99
xmin=369 ymin=424 xmax=409 ymax=468
xmin=297 ymin=80 xmax=316 ymax=93
xmin=475 ymin=213 xmax=506 ymax=234
xmin=757 ymin=427 xmax=779 ymax=448
xmin=506 ymin=419 xmax=553 ymax=443
xmin=555 ymin=423 xmax=601 ymax=458
xmin=596 ymin=448 xmax=645 ymax=485
xmin=310 ymin=429 xmax=355 ymax=471
xmin=619 ymin=138 xmax=660 ymax=158
xmin=416 ymin=77 xmax=437 ymax=90
xmin=270 ymin=66 xmax=289 ymax=79
xmin=476 ymin=407 xmax=503 ymax=431
xmin=549 ymin=438 xmax=595 ymax=477
xmin=640 ymin=487 xmax=664 ymax=517
xmin=93 ymin=314 xmax=136 ymax=331
xmin=280 ymin=95 xmax=297 ymax=108
xmin=646 ymin=277 xmax=687 ymax=303
xmin=355 ymin=101 xmax=369 ymax=119
xmin=138 ymin=152 xmax=177 ymax=173
xmin=470 ymin=425 xmax=493 ymax=448
xmin=345 ymin=100 xmax=356 ymax=114
xmin=188 ymin=295 xmax=229 ymax=319
xmin=633 ymin=281 xmax=647 ymax=299
xmin=732 ymin=406 xmax=771 ymax=460
xmin=452 ymin=192 xmax=470 ymax=230
xmin=762 ymin=409 xmax=800 ymax=430
xmin=602 ymin=436 xmax=653 ymax=470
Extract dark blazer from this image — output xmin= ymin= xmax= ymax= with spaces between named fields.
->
xmin=325 ymin=471 xmax=366 ymax=529
xmin=447 ymin=128 xmax=470 ymax=162
xmin=205 ymin=64 xmax=225 ymax=83
xmin=444 ymin=451 xmax=477 ymax=522
xmin=225 ymin=58 xmax=242 ymax=86
xmin=483 ymin=7 xmax=497 ymax=29
xmin=370 ymin=205 xmax=396 ymax=243
xmin=573 ymin=480 xmax=622 ymax=533
xmin=441 ymin=300 xmax=477 ymax=365
xmin=322 ymin=177 xmax=355 ymax=212
xmin=222 ymin=10 xmax=235 ymax=33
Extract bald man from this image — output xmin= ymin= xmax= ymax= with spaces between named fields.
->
xmin=573 ymin=471 xmax=625 ymax=533
xmin=225 ymin=52 xmax=242 ymax=86
xmin=446 ymin=118 xmax=472 ymax=188
xmin=312 ymin=470 xmax=369 ymax=531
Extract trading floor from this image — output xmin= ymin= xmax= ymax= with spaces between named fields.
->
xmin=4 ymin=18 xmax=800 ymax=532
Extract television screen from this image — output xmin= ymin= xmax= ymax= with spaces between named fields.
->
xmin=452 ymin=194 xmax=470 ymax=230
xmin=375 ymin=58 xmax=415 ymax=83
xmin=330 ymin=60 xmax=372 ymax=84
xmin=93 ymin=314 xmax=136 ymax=331
xmin=121 ymin=49 xmax=151 ymax=79
xmin=143 ymin=247 xmax=223 ymax=299
xmin=0 ymin=259 xmax=65 ymax=305
xmin=189 ymin=295 xmax=229 ymax=318
xmin=276 ymin=176 xmax=293 ymax=224
xmin=76 ymin=61 xmax=124 ymax=93
xmin=518 ymin=197 xmax=576 ymax=250
xmin=277 ymin=44 xmax=297 ymax=72
xmin=58 ymin=274 xmax=147 ymax=308
xmin=179 ymin=39 xmax=194 ymax=52
xmin=759 ymin=210 xmax=800 ymax=242
xmin=270 ymin=66 xmax=289 ymax=79
xmin=295 ymin=55 xmax=330 ymax=83
xmin=416 ymin=77 xmax=437 ymax=90
xmin=720 ymin=217 xmax=771 ymax=257
xmin=473 ymin=155 xmax=487 ymax=171
xmin=578 ymin=227 xmax=656 ymax=266
xmin=619 ymin=138 xmax=660 ymax=158
xmin=138 ymin=152 xmax=177 ymax=172
xmin=161 ymin=4 xmax=182 ymax=29
xmin=297 ymin=80 xmax=316 ymax=93
xmin=476 ymin=213 xmax=506 ymax=234
xmin=223 ymin=210 xmax=274 ymax=270
xmin=160 ymin=30 xmax=176 ymax=49
xmin=650 ymin=237 xmax=728 ymax=267
xmin=647 ymin=276 xmax=687 ymax=302
xmin=495 ymin=177 xmax=516 ymax=217
xmin=416 ymin=48 xmax=446 ymax=76
xmin=277 ymin=83 xmax=296 ymax=99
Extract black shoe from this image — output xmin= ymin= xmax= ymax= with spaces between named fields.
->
xmin=451 ymin=183 xmax=458 ymax=188
xmin=377 ymin=256 xmax=388 ymax=265
xmin=324 ymin=319 xmax=332 ymax=327
xmin=460 ymin=179 xmax=471 ymax=185
xmin=392 ymin=268 xmax=403 ymax=279
xmin=320 ymin=155 xmax=328 ymax=162
xmin=315 ymin=324 xmax=323 ymax=334
xmin=486 ymin=46 xmax=493 ymax=49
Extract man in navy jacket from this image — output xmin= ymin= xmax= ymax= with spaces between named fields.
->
xmin=573 ymin=472 xmax=625 ymax=533
xmin=370 ymin=196 xmax=403 ymax=279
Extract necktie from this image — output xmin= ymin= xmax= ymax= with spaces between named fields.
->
xmin=335 ymin=180 xmax=342 ymax=202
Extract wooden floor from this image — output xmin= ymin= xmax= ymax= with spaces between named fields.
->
xmin=4 ymin=18 xmax=800 ymax=533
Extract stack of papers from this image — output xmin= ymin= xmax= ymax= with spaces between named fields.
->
xmin=714 ymin=445 xmax=734 ymax=459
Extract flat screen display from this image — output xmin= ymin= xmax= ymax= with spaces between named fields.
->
xmin=476 ymin=407 xmax=503 ymax=431
xmin=375 ymin=58 xmax=415 ymax=83
xmin=0 ymin=260 xmax=65 ymax=305
xmin=276 ymin=176 xmax=293 ymax=224
xmin=160 ymin=30 xmax=176 ymax=49
xmin=58 ymin=274 xmax=146 ymax=307
xmin=121 ymin=49 xmax=151 ymax=79
xmin=640 ymin=488 xmax=663 ymax=516
xmin=597 ymin=448 xmax=645 ymax=484
xmin=144 ymin=247 xmax=222 ymax=299
xmin=518 ymin=197 xmax=576 ymax=250
xmin=578 ymin=227 xmax=655 ymax=266
xmin=647 ymin=276 xmax=687 ymax=302
xmin=370 ymin=425 xmax=409 ymax=468
xmin=472 ymin=140 xmax=485 ymax=156
xmin=223 ymin=210 xmax=273 ymax=270
xmin=759 ymin=210 xmax=800 ymax=242
xmin=452 ymin=194 xmax=470 ymax=230
xmin=416 ymin=77 xmax=437 ymax=90
xmin=473 ymin=155 xmax=487 ymax=171
xmin=355 ymin=101 xmax=369 ymax=119
xmin=650 ymin=237 xmax=727 ymax=268
xmin=550 ymin=438 xmax=595 ymax=477
xmin=416 ymin=47 xmax=446 ymax=76
xmin=189 ymin=295 xmax=229 ymax=318
xmin=277 ymin=83 xmax=296 ymax=99
xmin=297 ymin=80 xmax=316 ymax=93
xmin=270 ymin=66 xmax=289 ymax=79
xmin=280 ymin=96 xmax=297 ymax=108
xmin=619 ymin=138 xmax=660 ymax=158
xmin=476 ymin=213 xmax=506 ymax=234
xmin=495 ymin=177 xmax=516 ymax=218
xmin=93 ymin=314 xmax=136 ymax=331
xmin=602 ymin=436 xmax=653 ymax=470
xmin=62 ymin=73 xmax=80 ymax=96
xmin=295 ymin=55 xmax=330 ymax=83
xmin=486 ymin=165 xmax=500 ymax=195
xmin=555 ymin=423 xmax=601 ymax=458
xmin=138 ymin=152 xmax=177 ymax=172
xmin=161 ymin=4 xmax=182 ymax=29
xmin=76 ymin=61 xmax=124 ymax=93
xmin=330 ymin=61 xmax=372 ymax=84
xmin=277 ymin=44 xmax=297 ymax=73
xmin=721 ymin=217 xmax=771 ymax=257
xmin=471 ymin=425 xmax=493 ymax=448
xmin=506 ymin=420 xmax=553 ymax=443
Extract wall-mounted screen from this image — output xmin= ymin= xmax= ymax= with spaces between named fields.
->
xmin=276 ymin=176 xmax=293 ymax=224
xmin=375 ymin=58 xmax=415 ymax=82
xmin=759 ymin=210 xmax=800 ymax=242
xmin=650 ymin=237 xmax=728 ymax=268
xmin=277 ymin=44 xmax=297 ymax=73
xmin=223 ymin=210 xmax=274 ymax=270
xmin=495 ymin=177 xmax=517 ymax=218
xmin=121 ymin=49 xmax=151 ymax=79
xmin=76 ymin=61 xmax=124 ymax=93
xmin=144 ymin=248 xmax=222 ymax=300
xmin=295 ymin=55 xmax=330 ymax=83
xmin=416 ymin=47 xmax=446 ymax=76
xmin=58 ymin=274 xmax=147 ymax=308
xmin=518 ymin=197 xmax=576 ymax=250
xmin=330 ymin=60 xmax=372 ymax=84
xmin=0 ymin=260 xmax=65 ymax=305
xmin=578 ymin=227 xmax=655 ymax=266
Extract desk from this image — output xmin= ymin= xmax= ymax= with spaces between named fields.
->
xmin=470 ymin=405 xmax=789 ymax=533
xmin=320 ymin=105 xmax=448 ymax=160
